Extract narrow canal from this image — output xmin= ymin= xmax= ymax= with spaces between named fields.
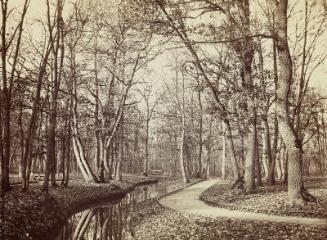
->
xmin=54 ymin=179 xmax=169 ymax=240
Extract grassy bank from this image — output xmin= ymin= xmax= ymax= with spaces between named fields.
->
xmin=0 ymin=175 xmax=157 ymax=240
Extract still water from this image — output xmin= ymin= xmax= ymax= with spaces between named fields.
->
xmin=55 ymin=179 xmax=168 ymax=240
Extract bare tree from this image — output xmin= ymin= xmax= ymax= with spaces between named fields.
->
xmin=0 ymin=0 xmax=29 ymax=192
xmin=43 ymin=0 xmax=65 ymax=191
xmin=138 ymin=83 xmax=161 ymax=176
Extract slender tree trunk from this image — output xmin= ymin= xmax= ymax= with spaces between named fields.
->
xmin=244 ymin=106 xmax=257 ymax=192
xmin=206 ymin=116 xmax=213 ymax=178
xmin=279 ymin=142 xmax=285 ymax=180
xmin=93 ymin=40 xmax=102 ymax=179
xmin=255 ymin=125 xmax=262 ymax=186
xmin=275 ymin=139 xmax=283 ymax=180
xmin=71 ymin=78 xmax=99 ymax=183
xmin=62 ymin=102 xmax=71 ymax=187
xmin=115 ymin=124 xmax=123 ymax=181
xmin=143 ymin=119 xmax=149 ymax=176
xmin=264 ymin=118 xmax=275 ymax=185
xmin=18 ymin=92 xmax=24 ymax=179
xmin=225 ymin=120 xmax=240 ymax=181
xmin=180 ymin=127 xmax=189 ymax=184
xmin=258 ymin=36 xmax=275 ymax=184
xmin=221 ymin=132 xmax=226 ymax=179
xmin=43 ymin=0 xmax=65 ymax=191
xmin=1 ymin=2 xmax=11 ymax=192
xmin=1 ymin=0 xmax=28 ymax=192
xmin=197 ymin=88 xmax=203 ymax=178
xmin=21 ymin=44 xmax=51 ymax=191
xmin=261 ymin=125 xmax=268 ymax=179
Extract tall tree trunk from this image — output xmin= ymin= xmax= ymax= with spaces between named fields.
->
xmin=261 ymin=125 xmax=268 ymax=179
xmin=206 ymin=116 xmax=213 ymax=178
xmin=258 ymin=37 xmax=275 ymax=183
xmin=221 ymin=131 xmax=226 ymax=179
xmin=228 ymin=0 xmax=256 ymax=192
xmin=244 ymin=106 xmax=256 ymax=192
xmin=180 ymin=127 xmax=189 ymax=184
xmin=275 ymin=139 xmax=283 ymax=180
xmin=255 ymin=125 xmax=262 ymax=186
xmin=1 ymin=0 xmax=28 ymax=192
xmin=62 ymin=102 xmax=71 ymax=187
xmin=272 ymin=36 xmax=279 ymax=181
xmin=1 ymin=2 xmax=10 ymax=192
xmin=225 ymin=120 xmax=240 ymax=181
xmin=264 ymin=118 xmax=275 ymax=185
xmin=93 ymin=37 xmax=102 ymax=180
xmin=269 ymin=0 xmax=314 ymax=205
xmin=43 ymin=0 xmax=64 ymax=191
xmin=18 ymin=80 xmax=24 ymax=179
xmin=197 ymin=88 xmax=203 ymax=178
xmin=71 ymin=77 xmax=99 ymax=183
xmin=115 ymin=124 xmax=123 ymax=181
xmin=143 ymin=119 xmax=149 ymax=176
xmin=21 ymin=45 xmax=51 ymax=191
xmin=279 ymin=142 xmax=285 ymax=180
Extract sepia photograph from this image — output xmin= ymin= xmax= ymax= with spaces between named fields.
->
xmin=0 ymin=0 xmax=327 ymax=239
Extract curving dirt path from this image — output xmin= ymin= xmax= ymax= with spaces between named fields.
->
xmin=159 ymin=178 xmax=327 ymax=226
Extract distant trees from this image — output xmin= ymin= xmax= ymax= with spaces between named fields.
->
xmin=0 ymin=0 xmax=326 ymax=203
xmin=138 ymin=83 xmax=161 ymax=176
xmin=151 ymin=0 xmax=326 ymax=204
xmin=66 ymin=0 xmax=156 ymax=182
xmin=266 ymin=0 xmax=326 ymax=205
xmin=0 ymin=0 xmax=160 ymax=192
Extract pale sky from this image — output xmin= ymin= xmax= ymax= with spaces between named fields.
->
xmin=5 ymin=0 xmax=327 ymax=95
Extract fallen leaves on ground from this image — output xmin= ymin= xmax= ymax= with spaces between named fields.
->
xmin=133 ymin=200 xmax=327 ymax=240
xmin=200 ymin=178 xmax=327 ymax=219
xmin=0 ymin=174 xmax=157 ymax=240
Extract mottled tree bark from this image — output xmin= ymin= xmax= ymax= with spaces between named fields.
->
xmin=269 ymin=0 xmax=315 ymax=205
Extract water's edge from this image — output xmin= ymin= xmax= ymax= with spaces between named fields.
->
xmin=41 ymin=178 xmax=158 ymax=240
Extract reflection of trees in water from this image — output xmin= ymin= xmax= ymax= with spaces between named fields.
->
xmin=55 ymin=183 xmax=170 ymax=240
xmin=56 ymin=188 xmax=153 ymax=240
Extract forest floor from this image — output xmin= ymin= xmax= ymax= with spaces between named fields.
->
xmin=0 ymin=174 xmax=158 ymax=240
xmin=200 ymin=177 xmax=327 ymax=219
xmin=132 ymin=178 xmax=327 ymax=240
xmin=132 ymin=199 xmax=327 ymax=240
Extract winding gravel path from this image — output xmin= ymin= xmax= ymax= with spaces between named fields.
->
xmin=159 ymin=178 xmax=327 ymax=226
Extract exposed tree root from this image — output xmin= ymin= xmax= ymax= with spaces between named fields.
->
xmin=300 ymin=187 xmax=317 ymax=202
xmin=231 ymin=176 xmax=245 ymax=190
xmin=288 ymin=187 xmax=316 ymax=206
